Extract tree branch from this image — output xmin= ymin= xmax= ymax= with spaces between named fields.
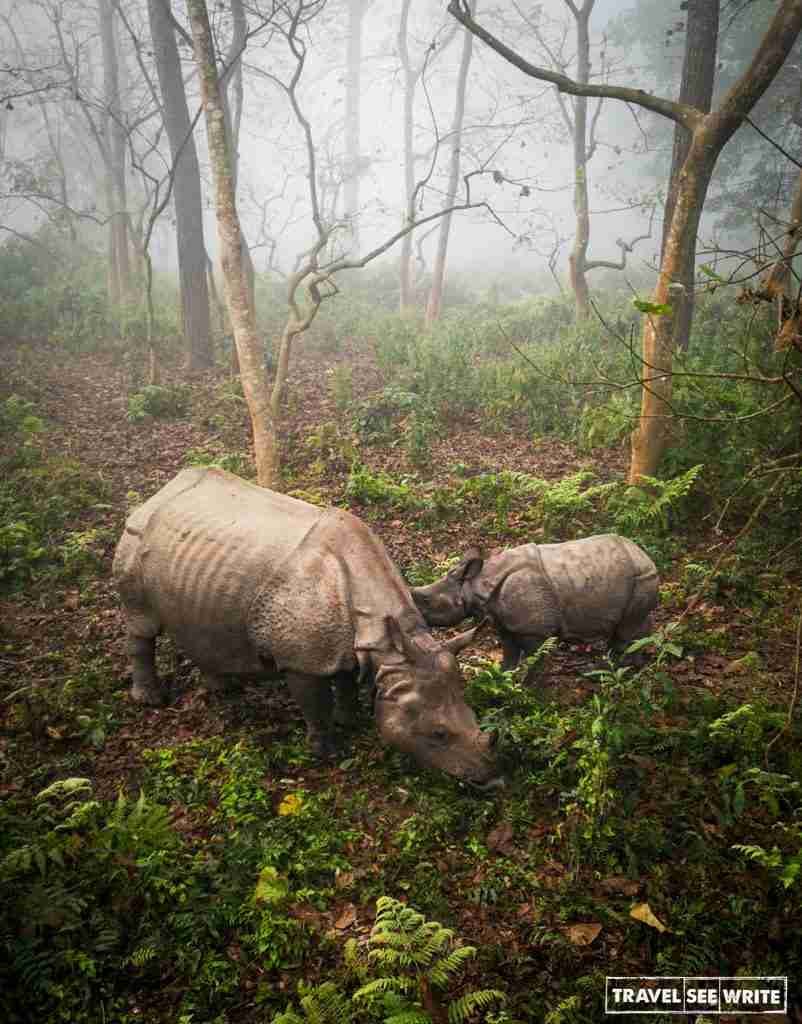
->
xmin=447 ymin=0 xmax=703 ymax=130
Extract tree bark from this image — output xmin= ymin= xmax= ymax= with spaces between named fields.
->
xmin=344 ymin=0 xmax=367 ymax=253
xmin=760 ymin=165 xmax=802 ymax=315
xmin=186 ymin=0 xmax=278 ymax=486
xmin=148 ymin=0 xmax=213 ymax=370
xmin=224 ymin=0 xmax=257 ymax=332
xmin=660 ymin=0 xmax=719 ymax=351
xmin=629 ymin=149 xmax=715 ymax=482
xmin=566 ymin=1 xmax=594 ymax=321
xmin=398 ymin=0 xmax=417 ymax=313
xmin=425 ymin=6 xmax=475 ymax=327
xmin=98 ymin=0 xmax=131 ymax=305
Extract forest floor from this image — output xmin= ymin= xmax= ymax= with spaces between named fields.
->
xmin=2 ymin=336 xmax=801 ymax=1024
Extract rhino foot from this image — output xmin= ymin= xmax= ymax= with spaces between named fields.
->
xmin=309 ymin=734 xmax=340 ymax=763
xmin=131 ymin=680 xmax=167 ymax=706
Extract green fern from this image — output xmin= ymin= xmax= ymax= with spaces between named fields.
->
xmin=352 ymin=897 xmax=506 ymax=1023
xmin=272 ymin=981 xmax=353 ymax=1024
xmin=449 ymin=990 xmax=509 ymax=1023
xmin=608 ymin=464 xmax=703 ymax=535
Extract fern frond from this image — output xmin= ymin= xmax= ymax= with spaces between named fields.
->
xmin=384 ymin=1010 xmax=431 ymax=1024
xmin=430 ymin=946 xmax=476 ymax=986
xmin=299 ymin=981 xmax=352 ymax=1024
xmin=272 ymin=1011 xmax=306 ymax=1024
xmin=354 ymin=976 xmax=416 ymax=1000
xmin=448 ymin=989 xmax=506 ymax=1023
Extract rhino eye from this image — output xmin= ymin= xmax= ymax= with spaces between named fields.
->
xmin=431 ymin=728 xmax=449 ymax=744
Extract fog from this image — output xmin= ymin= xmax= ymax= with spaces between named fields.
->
xmin=0 ymin=0 xmax=793 ymax=296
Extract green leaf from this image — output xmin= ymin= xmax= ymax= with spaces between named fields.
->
xmin=699 ymin=263 xmax=726 ymax=283
xmin=254 ymin=866 xmax=289 ymax=905
xmin=33 ymin=848 xmax=47 ymax=877
xmin=632 ymin=299 xmax=672 ymax=315
xmin=625 ymin=635 xmax=656 ymax=654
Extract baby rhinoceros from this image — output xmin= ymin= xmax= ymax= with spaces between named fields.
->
xmin=113 ymin=468 xmax=501 ymax=789
xmin=411 ymin=535 xmax=659 ymax=670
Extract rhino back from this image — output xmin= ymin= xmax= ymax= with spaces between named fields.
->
xmin=538 ymin=534 xmax=642 ymax=638
xmin=248 ymin=508 xmax=428 ymax=676
xmin=133 ymin=469 xmax=325 ymax=671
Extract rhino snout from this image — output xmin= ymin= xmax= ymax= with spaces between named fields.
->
xmin=471 ymin=774 xmax=506 ymax=794
xmin=411 ymin=586 xmax=465 ymax=627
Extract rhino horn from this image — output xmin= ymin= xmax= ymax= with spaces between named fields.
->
xmin=385 ymin=615 xmax=427 ymax=663
xmin=440 ymin=616 xmax=491 ymax=655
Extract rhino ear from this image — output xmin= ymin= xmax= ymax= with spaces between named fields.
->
xmin=459 ymin=548 xmax=484 ymax=582
xmin=440 ymin=616 xmax=490 ymax=655
xmin=385 ymin=615 xmax=424 ymax=662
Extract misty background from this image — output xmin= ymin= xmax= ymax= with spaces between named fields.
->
xmin=3 ymin=0 xmax=796 ymax=304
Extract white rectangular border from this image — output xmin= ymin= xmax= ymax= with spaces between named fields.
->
xmin=604 ymin=976 xmax=788 ymax=1015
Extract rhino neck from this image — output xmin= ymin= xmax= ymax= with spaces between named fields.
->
xmin=312 ymin=509 xmax=429 ymax=658
xmin=465 ymin=545 xmax=542 ymax=615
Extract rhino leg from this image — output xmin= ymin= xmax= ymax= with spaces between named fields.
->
xmin=510 ymin=632 xmax=553 ymax=680
xmin=499 ymin=628 xmax=523 ymax=672
xmin=334 ymin=670 xmax=360 ymax=728
xmin=285 ymin=672 xmax=338 ymax=761
xmin=202 ymin=673 xmax=231 ymax=696
xmin=127 ymin=632 xmax=166 ymax=706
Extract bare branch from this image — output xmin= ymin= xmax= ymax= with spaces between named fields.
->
xmin=585 ymin=205 xmax=656 ymax=273
xmin=447 ymin=0 xmax=703 ymax=130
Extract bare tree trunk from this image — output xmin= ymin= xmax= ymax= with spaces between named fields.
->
xmin=661 ymin=0 xmax=719 ymax=351
xmin=567 ymin=2 xmax=593 ymax=322
xmin=187 ymin=0 xmax=278 ymax=486
xmin=99 ymin=0 xmax=131 ymax=304
xmin=398 ymin=0 xmax=416 ymax=313
xmin=425 ymin=8 xmax=474 ymax=327
xmin=148 ymin=0 xmax=213 ymax=370
xmin=761 ymin=165 xmax=802 ymax=317
xmin=447 ymin=0 xmax=802 ymax=482
xmin=225 ymin=0 xmax=257 ymax=329
xmin=630 ymin=152 xmax=715 ymax=482
xmin=344 ymin=0 xmax=366 ymax=252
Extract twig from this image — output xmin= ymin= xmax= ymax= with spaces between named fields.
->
xmin=673 ymin=473 xmax=783 ymax=627
xmin=765 ymin=600 xmax=802 ymax=766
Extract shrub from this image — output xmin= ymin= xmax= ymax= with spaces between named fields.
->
xmin=127 ymin=384 xmax=190 ymax=422
xmin=345 ymin=464 xmax=416 ymax=508
xmin=184 ymin=446 xmax=252 ymax=477
xmin=327 ymin=365 xmax=353 ymax=410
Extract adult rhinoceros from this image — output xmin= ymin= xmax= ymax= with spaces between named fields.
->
xmin=113 ymin=468 xmax=501 ymax=789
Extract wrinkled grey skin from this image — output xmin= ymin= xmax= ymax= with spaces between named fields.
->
xmin=113 ymin=468 xmax=501 ymax=788
xmin=411 ymin=535 xmax=659 ymax=670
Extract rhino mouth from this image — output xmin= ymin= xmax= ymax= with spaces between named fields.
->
xmin=467 ymin=775 xmax=506 ymax=794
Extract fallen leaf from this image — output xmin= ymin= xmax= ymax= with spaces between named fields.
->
xmin=599 ymin=876 xmax=640 ymax=897
xmin=45 ymin=725 xmax=64 ymax=740
xmin=562 ymin=922 xmax=602 ymax=946
xmin=630 ymin=902 xmax=668 ymax=932
xmin=334 ymin=905 xmax=357 ymax=930
xmin=278 ymin=793 xmax=304 ymax=816
xmin=487 ymin=821 xmax=515 ymax=854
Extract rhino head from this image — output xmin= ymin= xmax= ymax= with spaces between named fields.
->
xmin=410 ymin=548 xmax=485 ymax=627
xmin=373 ymin=615 xmax=502 ymax=791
